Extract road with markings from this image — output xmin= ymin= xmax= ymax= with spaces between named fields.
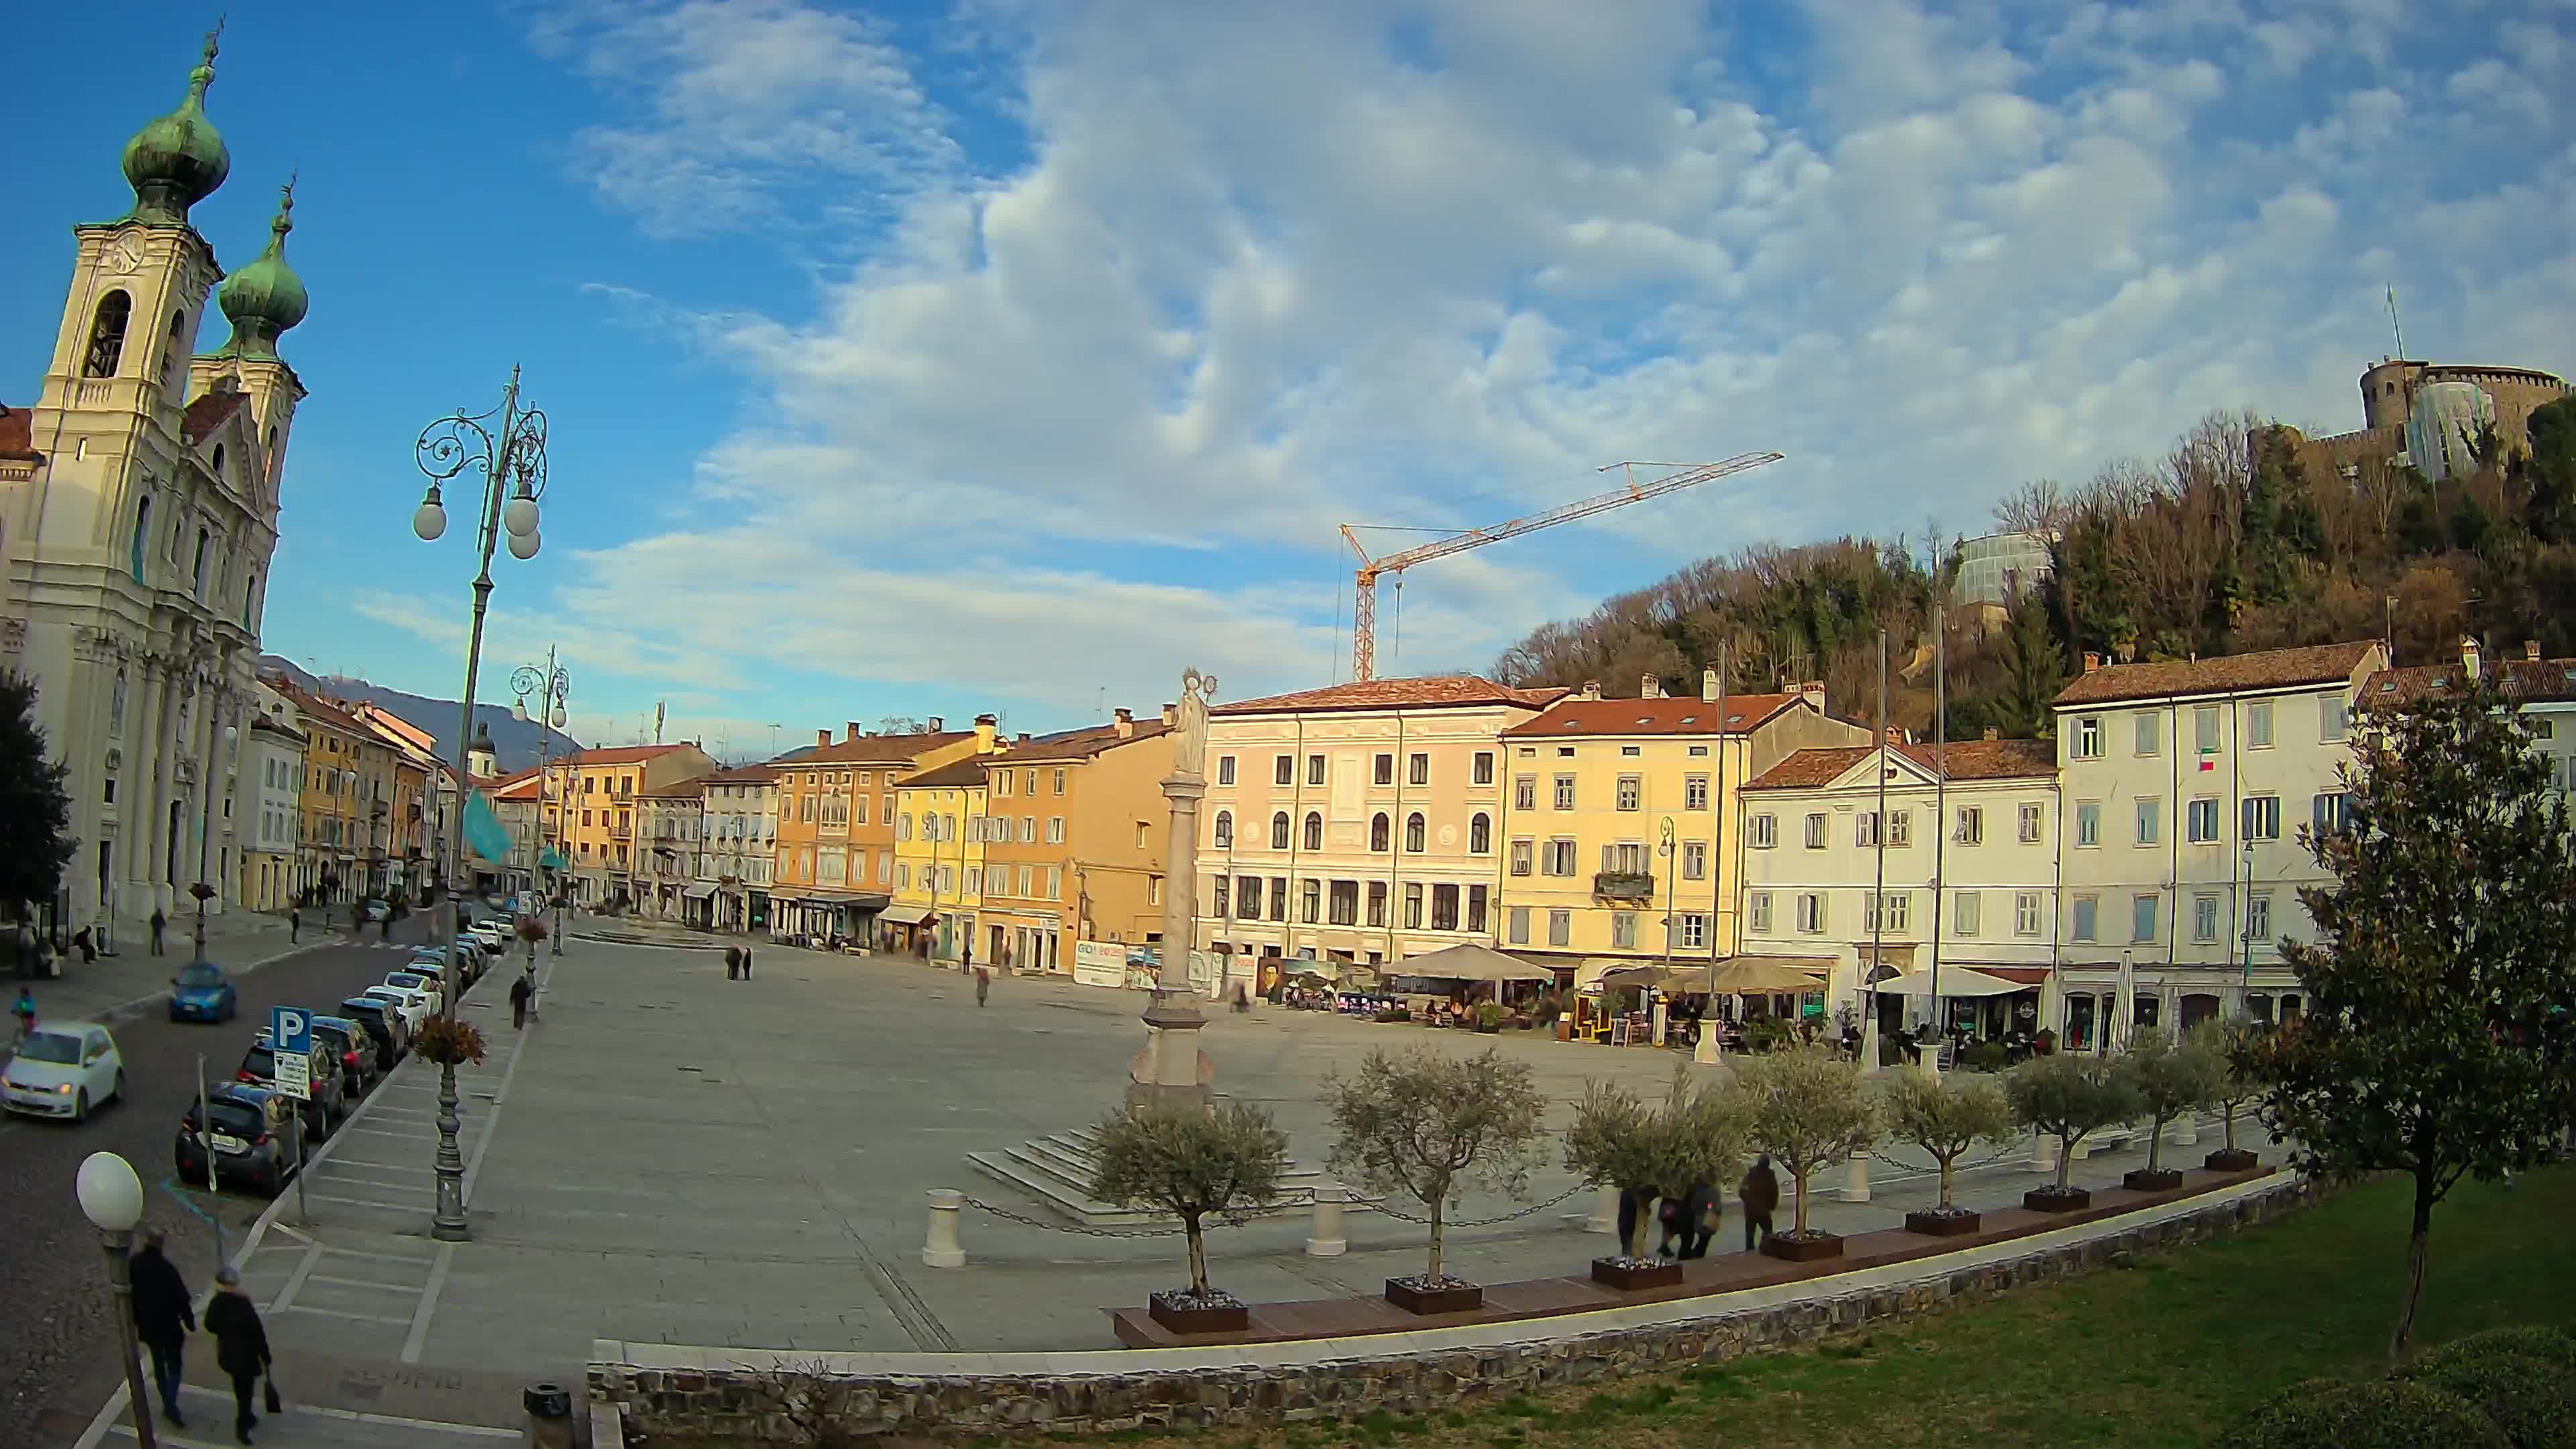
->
xmin=0 ymin=919 xmax=470 ymax=1447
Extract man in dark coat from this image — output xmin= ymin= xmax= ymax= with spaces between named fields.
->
xmin=509 ymin=971 xmax=533 ymax=1030
xmin=129 ymin=1228 xmax=195 ymax=1427
xmin=1739 ymin=1154 xmax=1781 ymax=1251
xmin=1660 ymin=1177 xmax=1718 ymax=1260
xmin=150 ymin=907 xmax=168 ymax=955
xmin=205 ymin=1265 xmax=271 ymax=1443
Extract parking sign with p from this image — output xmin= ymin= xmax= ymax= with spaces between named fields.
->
xmin=271 ymin=1005 xmax=312 ymax=1099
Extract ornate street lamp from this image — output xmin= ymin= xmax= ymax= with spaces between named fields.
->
xmin=409 ymin=366 xmax=549 ymax=1242
xmin=512 ymin=649 xmax=572 ymax=957
xmin=76 ymin=1151 xmax=158 ymax=1449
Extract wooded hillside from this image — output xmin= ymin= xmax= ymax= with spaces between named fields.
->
xmin=1490 ymin=397 xmax=2576 ymax=739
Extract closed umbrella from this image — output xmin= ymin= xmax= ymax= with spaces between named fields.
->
xmin=2113 ymin=950 xmax=2136 ymax=1055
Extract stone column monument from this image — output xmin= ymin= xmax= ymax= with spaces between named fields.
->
xmin=1132 ymin=667 xmax=1218 ymax=1110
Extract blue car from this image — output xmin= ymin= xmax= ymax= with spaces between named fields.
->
xmin=168 ymin=961 xmax=237 ymax=1022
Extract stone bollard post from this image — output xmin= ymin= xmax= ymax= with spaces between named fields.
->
xmin=2028 ymin=1128 xmax=2059 ymax=1176
xmin=1585 ymin=1183 xmax=1619 ymax=1235
xmin=1839 ymin=1148 xmax=1872 ymax=1203
xmin=1305 ymin=1183 xmax=1348 ymax=1257
xmin=922 ymin=1188 xmax=967 ymax=1268
xmin=2174 ymin=1110 xmax=2199 ymax=1147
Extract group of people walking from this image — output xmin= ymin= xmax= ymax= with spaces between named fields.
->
xmin=1620 ymin=1155 xmax=1785 ymax=1260
xmin=129 ymin=1229 xmax=275 ymax=1443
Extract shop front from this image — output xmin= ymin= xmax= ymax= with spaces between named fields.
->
xmin=682 ymin=880 xmax=718 ymax=928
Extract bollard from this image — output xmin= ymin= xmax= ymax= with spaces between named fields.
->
xmin=523 ymin=1381 xmax=574 ymax=1449
xmin=1839 ymin=1148 xmax=1872 ymax=1203
xmin=2174 ymin=1110 xmax=2199 ymax=1147
xmin=1585 ymin=1183 xmax=1619 ymax=1234
xmin=922 ymin=1188 xmax=967 ymax=1268
xmin=1305 ymin=1183 xmax=1348 ymax=1257
xmin=2028 ymin=1128 xmax=2059 ymax=1176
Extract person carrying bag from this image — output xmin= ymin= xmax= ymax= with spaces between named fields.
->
xmin=205 ymin=1265 xmax=274 ymax=1444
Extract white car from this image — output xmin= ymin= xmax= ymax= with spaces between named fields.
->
xmin=4 ymin=1021 xmax=125 ymax=1120
xmin=467 ymin=922 xmax=513 ymax=954
xmin=382 ymin=970 xmax=444 ymax=1015
xmin=360 ymin=984 xmax=433 ymax=1034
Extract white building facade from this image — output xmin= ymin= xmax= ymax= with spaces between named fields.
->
xmin=634 ymin=783 xmax=704 ymax=921
xmin=1 ymin=35 xmax=307 ymax=943
xmin=2050 ymin=641 xmax=2387 ymax=1045
xmin=698 ymin=766 xmax=775 ymax=932
xmin=1737 ymin=736 xmax=2062 ymax=1040
xmin=239 ymin=708 xmax=303 ymax=912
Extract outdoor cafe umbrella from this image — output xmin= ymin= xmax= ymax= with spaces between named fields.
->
xmin=1395 ymin=943 xmax=1555 ymax=985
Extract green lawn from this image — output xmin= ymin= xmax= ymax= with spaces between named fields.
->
xmin=1057 ymin=1166 xmax=2575 ymax=1449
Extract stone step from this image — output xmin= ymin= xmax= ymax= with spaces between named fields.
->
xmin=966 ymin=1134 xmax=1362 ymax=1228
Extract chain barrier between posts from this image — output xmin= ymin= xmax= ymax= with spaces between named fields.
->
xmin=1364 ymin=1182 xmax=1585 ymax=1227
xmin=958 ymin=1195 xmax=1188 ymax=1238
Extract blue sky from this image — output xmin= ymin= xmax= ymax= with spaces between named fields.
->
xmin=6 ymin=1 xmax=2571 ymax=761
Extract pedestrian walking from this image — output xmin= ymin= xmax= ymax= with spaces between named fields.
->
xmin=1739 ymin=1154 xmax=1780 ymax=1253
xmin=509 ymin=971 xmax=533 ymax=1030
xmin=1658 ymin=1176 xmax=1717 ymax=1260
xmin=73 ymin=926 xmax=95 ymax=963
xmin=149 ymin=908 xmax=168 ymax=956
xmin=975 ymin=966 xmax=991 ymax=1008
xmin=11 ymin=984 xmax=34 ymax=1049
xmin=724 ymin=945 xmax=741 ymax=980
xmin=286 ymin=909 xmax=298 ymax=945
xmin=741 ymin=944 xmax=753 ymax=979
xmin=204 ymin=1265 xmax=272 ymax=1444
xmin=129 ymin=1228 xmax=196 ymax=1428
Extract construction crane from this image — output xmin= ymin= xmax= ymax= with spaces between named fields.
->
xmin=1339 ymin=452 xmax=1784 ymax=682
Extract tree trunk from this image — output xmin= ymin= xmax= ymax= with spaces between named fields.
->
xmin=1426 ymin=1199 xmax=1447 ymax=1284
xmin=2391 ymin=1171 xmax=2435 ymax=1363
xmin=1185 ymin=1214 xmax=1210 ymax=1297
xmin=2055 ymin=1132 xmax=2076 ymax=1189
xmin=1792 ymin=1169 xmax=1810 ymax=1233
xmin=2146 ymin=1114 xmax=2166 ymax=1173
xmin=1937 ymin=1155 xmax=1955 ymax=1210
xmin=2221 ymin=1104 xmax=2237 ymax=1152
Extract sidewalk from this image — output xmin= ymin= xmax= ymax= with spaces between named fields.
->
xmin=16 ymin=910 xmax=341 ymax=1031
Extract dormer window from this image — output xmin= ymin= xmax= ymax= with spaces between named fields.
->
xmin=211 ymin=443 xmax=225 ymax=480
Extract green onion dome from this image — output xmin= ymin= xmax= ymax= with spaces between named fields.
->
xmin=121 ymin=30 xmax=230 ymax=226
xmin=215 ymin=182 xmax=308 ymax=360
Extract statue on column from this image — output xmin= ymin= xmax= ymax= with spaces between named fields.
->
xmin=1171 ymin=668 xmax=1217 ymax=780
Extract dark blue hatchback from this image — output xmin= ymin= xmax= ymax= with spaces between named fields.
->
xmin=168 ymin=962 xmax=237 ymax=1022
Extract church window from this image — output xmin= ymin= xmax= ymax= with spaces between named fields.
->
xmin=85 ymin=291 xmax=131 ymax=378
xmin=129 ymin=496 xmax=150 ymax=582
xmin=162 ymin=312 xmax=185 ymax=396
xmin=211 ymin=444 xmax=225 ymax=479
xmin=244 ymin=570 xmax=257 ymax=628
xmin=193 ymin=528 xmax=210 ymax=598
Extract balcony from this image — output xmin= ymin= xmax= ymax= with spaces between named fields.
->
xmin=1593 ymin=871 xmax=1655 ymax=901
xmin=610 ymin=826 xmax=632 ymax=841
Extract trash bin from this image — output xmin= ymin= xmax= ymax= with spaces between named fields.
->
xmin=523 ymin=1381 xmax=574 ymax=1449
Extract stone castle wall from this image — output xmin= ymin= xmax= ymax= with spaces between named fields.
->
xmin=596 ymin=1175 xmax=2314 ymax=1443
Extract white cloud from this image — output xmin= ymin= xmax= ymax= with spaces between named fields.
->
xmin=517 ymin=0 xmax=2576 ymax=720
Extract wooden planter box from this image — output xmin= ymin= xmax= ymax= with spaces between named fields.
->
xmin=1904 ymin=1208 xmax=1982 ymax=1237
xmin=1760 ymin=1231 xmax=1844 ymax=1263
xmin=2122 ymin=1168 xmax=2185 ymax=1193
xmin=1590 ymin=1256 xmax=1683 ymax=1291
xmin=2204 ymin=1148 xmax=2260 ymax=1173
xmin=1384 ymin=1277 xmax=1483 ymax=1315
xmin=1146 ymin=1291 xmax=1248 ymax=1335
xmin=2024 ymin=1186 xmax=2092 ymax=1213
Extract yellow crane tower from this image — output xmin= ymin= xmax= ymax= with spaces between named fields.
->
xmin=1339 ymin=452 xmax=1785 ymax=682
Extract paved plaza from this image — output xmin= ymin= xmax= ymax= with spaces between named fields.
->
xmin=84 ymin=932 xmax=2254 ymax=1442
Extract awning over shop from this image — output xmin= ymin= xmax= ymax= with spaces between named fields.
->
xmin=1692 ymin=955 xmax=1835 ymax=994
xmin=1874 ymin=965 xmax=2024 ymax=997
xmin=1394 ymin=943 xmax=1556 ymax=983
xmin=1593 ymin=963 xmax=1692 ymax=991
xmin=878 ymin=904 xmax=936 ymax=926
xmin=682 ymin=882 xmax=718 ymax=901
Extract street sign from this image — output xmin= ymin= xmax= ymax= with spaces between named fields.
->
xmin=270 ymin=1006 xmax=311 ymax=1100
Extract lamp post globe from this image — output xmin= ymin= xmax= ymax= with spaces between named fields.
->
xmin=506 ymin=529 xmax=541 ymax=561
xmin=76 ymin=1151 xmax=144 ymax=1232
xmin=502 ymin=494 xmax=539 ymax=539
xmin=413 ymin=496 xmax=448 ymax=542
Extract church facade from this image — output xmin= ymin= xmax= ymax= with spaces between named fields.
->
xmin=0 ymin=29 xmax=310 ymax=943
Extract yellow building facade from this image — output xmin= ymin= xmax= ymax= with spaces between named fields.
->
xmin=1495 ymin=673 xmax=1868 ymax=983
xmin=275 ymin=683 xmax=384 ymax=905
xmin=770 ymin=719 xmax=984 ymax=943
xmin=547 ymin=743 xmax=718 ymax=908
xmin=977 ymin=708 xmax=1174 ymax=975
xmin=887 ymin=715 xmax=1005 ymax=963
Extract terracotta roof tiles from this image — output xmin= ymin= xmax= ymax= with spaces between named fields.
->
xmin=2365 ymin=657 xmax=2576 ymax=706
xmin=180 ymin=389 xmax=250 ymax=445
xmin=1215 ymin=676 xmax=1567 ymax=716
xmin=900 ymin=757 xmax=995 ymax=790
xmin=777 ymin=731 xmax=974 ymax=767
xmin=1745 ymin=737 xmax=2057 ymax=791
xmin=2051 ymin=641 xmax=2382 ymax=707
xmin=1501 ymin=693 xmax=1805 ymax=739
xmin=994 ymin=720 xmax=1173 ymax=763
xmin=568 ymin=743 xmax=693 ymax=765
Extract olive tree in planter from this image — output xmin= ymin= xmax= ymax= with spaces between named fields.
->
xmin=1087 ymin=1101 xmax=1290 ymax=1334
xmin=2006 ymin=1052 xmax=2141 ymax=1211
xmin=2115 ymin=1026 xmax=2222 ymax=1191
xmin=1325 ymin=1046 xmax=1548 ymax=1314
xmin=1723 ymin=1048 xmax=1878 ymax=1261
xmin=2190 ymin=1018 xmax=2264 ymax=1173
xmin=1561 ymin=1065 xmax=1748 ymax=1289
xmin=1880 ymin=1069 xmax=2015 ymax=1236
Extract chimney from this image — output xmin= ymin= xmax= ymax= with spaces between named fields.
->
xmin=1982 ymin=727 xmax=2000 ymax=742
xmin=846 ymin=721 xmax=863 ymax=743
xmin=1885 ymin=726 xmax=1905 ymax=745
xmin=1796 ymin=680 xmax=1825 ymax=712
xmin=1641 ymin=674 xmax=1664 ymax=699
xmin=974 ymin=712 xmax=1000 ymax=751
xmin=1701 ymin=667 xmax=1719 ymax=704
xmin=1113 ymin=706 xmax=1134 ymax=739
xmin=926 ymin=716 xmax=945 ymax=733
xmin=2460 ymin=635 xmax=2481 ymax=682
xmin=2526 ymin=639 xmax=2542 ymax=662
xmin=816 ymin=729 xmax=831 ymax=749
xmin=1580 ymin=678 xmax=1602 ymax=701
xmin=2083 ymin=651 xmax=2102 ymax=674
xmin=1016 ymin=732 xmax=1032 ymax=746
xmin=1161 ymin=702 xmax=1177 ymax=727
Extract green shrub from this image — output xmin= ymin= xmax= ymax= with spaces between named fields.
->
xmin=2406 ymin=1352 xmax=2576 ymax=1448
xmin=1963 ymin=1040 xmax=2008 ymax=1071
xmin=2412 ymin=1324 xmax=2576 ymax=1376
xmin=2241 ymin=1378 xmax=2507 ymax=1449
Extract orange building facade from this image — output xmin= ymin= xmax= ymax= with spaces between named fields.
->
xmin=975 ymin=708 xmax=1174 ymax=975
xmin=769 ymin=720 xmax=985 ymax=943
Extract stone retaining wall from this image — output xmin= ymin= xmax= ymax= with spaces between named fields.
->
xmin=598 ymin=1176 xmax=2313 ymax=1444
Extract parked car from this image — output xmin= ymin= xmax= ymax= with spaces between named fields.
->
xmin=409 ymin=945 xmax=477 ymax=988
xmin=337 ymin=996 xmax=409 ymax=1069
xmin=309 ymin=1016 xmax=378 ymax=1097
xmin=383 ymin=970 xmax=445 ymax=1016
xmin=363 ymin=898 xmax=392 ymax=923
xmin=237 ymin=1031 xmax=346 ymax=1137
xmin=175 ymin=1084 xmax=297 ymax=1196
xmin=361 ymin=984 xmax=432 ymax=1034
xmin=466 ymin=920 xmax=513 ymax=955
xmin=3 ymin=1021 xmax=125 ymax=1120
xmin=167 ymin=961 xmax=238 ymax=1022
